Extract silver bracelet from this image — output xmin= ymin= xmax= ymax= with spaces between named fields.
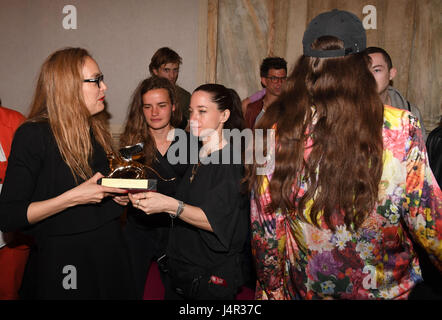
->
xmin=170 ymin=200 xmax=184 ymax=219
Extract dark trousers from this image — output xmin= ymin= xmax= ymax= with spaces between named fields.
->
xmin=124 ymin=221 xmax=168 ymax=299
xmin=20 ymin=219 xmax=136 ymax=300
xmin=164 ymin=273 xmax=236 ymax=300
xmin=409 ymin=239 xmax=442 ymax=300
xmin=164 ymin=257 xmax=239 ymax=301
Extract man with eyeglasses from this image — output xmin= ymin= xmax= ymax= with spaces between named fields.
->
xmin=149 ymin=47 xmax=191 ymax=130
xmin=244 ymin=57 xmax=287 ymax=129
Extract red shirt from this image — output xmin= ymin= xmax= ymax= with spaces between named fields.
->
xmin=244 ymin=98 xmax=264 ymax=129
xmin=0 ymin=106 xmax=25 ymax=184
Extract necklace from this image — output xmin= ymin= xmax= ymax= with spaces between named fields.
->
xmin=189 ymin=161 xmax=201 ymax=183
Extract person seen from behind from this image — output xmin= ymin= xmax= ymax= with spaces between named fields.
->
xmin=246 ymin=9 xmax=442 ymax=300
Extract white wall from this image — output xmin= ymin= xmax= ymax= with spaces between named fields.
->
xmin=0 ymin=0 xmax=201 ymax=133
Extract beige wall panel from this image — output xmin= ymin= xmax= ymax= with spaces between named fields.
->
xmin=336 ymin=0 xmax=365 ymax=17
xmin=216 ymin=0 xmax=271 ymax=99
xmin=364 ymin=0 xmax=384 ymax=47
xmin=382 ymin=0 xmax=416 ymax=99
xmin=210 ymin=0 xmax=439 ymax=131
xmin=197 ymin=0 xmax=209 ymax=86
xmin=307 ymin=0 xmax=337 ymax=21
xmin=0 ymin=0 xmax=201 ymax=136
xmin=265 ymin=0 xmax=275 ymax=56
xmin=285 ymin=0 xmax=308 ymax=73
xmin=408 ymin=0 xmax=441 ymax=130
xmin=273 ymin=0 xmax=290 ymax=58
xmin=207 ymin=0 xmax=219 ymax=83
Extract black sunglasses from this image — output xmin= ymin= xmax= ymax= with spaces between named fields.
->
xmin=83 ymin=74 xmax=104 ymax=88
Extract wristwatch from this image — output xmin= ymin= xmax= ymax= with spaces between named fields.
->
xmin=170 ymin=200 xmax=184 ymax=219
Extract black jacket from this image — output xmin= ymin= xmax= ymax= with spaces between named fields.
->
xmin=426 ymin=125 xmax=442 ymax=188
xmin=0 ymin=121 xmax=122 ymax=237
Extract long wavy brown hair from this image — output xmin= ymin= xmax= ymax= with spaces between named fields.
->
xmin=246 ymin=36 xmax=384 ymax=231
xmin=27 ymin=47 xmax=114 ymax=182
xmin=119 ymin=76 xmax=181 ymax=167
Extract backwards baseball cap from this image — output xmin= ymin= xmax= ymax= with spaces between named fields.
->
xmin=303 ymin=9 xmax=366 ymax=58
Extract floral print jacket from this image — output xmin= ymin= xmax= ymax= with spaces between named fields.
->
xmin=251 ymin=105 xmax=442 ymax=299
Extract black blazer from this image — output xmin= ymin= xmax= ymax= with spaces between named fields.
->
xmin=0 ymin=121 xmax=122 ymax=237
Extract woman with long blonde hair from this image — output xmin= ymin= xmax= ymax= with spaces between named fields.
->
xmin=0 ymin=47 xmax=135 ymax=299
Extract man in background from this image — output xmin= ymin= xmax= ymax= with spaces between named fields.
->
xmin=366 ymin=46 xmax=427 ymax=140
xmin=149 ymin=47 xmax=190 ymax=130
xmin=243 ymin=57 xmax=287 ymax=129
xmin=368 ymin=47 xmax=441 ymax=298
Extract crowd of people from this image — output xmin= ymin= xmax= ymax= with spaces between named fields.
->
xmin=0 ymin=9 xmax=441 ymax=300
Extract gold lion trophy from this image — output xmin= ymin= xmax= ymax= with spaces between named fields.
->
xmin=98 ymin=143 xmax=158 ymax=193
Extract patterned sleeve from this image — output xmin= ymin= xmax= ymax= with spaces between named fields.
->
xmin=402 ymin=113 xmax=442 ymax=271
xmin=250 ymin=176 xmax=284 ymax=300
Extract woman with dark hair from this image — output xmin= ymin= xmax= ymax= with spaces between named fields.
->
xmin=129 ymin=84 xmax=250 ymax=300
xmin=117 ymin=76 xmax=189 ymax=299
xmin=0 ymin=47 xmax=135 ymax=299
xmin=246 ymin=10 xmax=441 ymax=300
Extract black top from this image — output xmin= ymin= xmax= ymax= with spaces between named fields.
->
xmin=167 ymin=143 xmax=249 ymax=269
xmin=127 ymin=130 xmax=191 ymax=228
xmin=0 ymin=121 xmax=122 ymax=237
xmin=176 ymin=85 xmax=191 ymax=130
xmin=426 ymin=125 xmax=442 ymax=188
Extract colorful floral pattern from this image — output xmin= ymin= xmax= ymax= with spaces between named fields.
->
xmin=251 ymin=105 xmax=442 ymax=300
